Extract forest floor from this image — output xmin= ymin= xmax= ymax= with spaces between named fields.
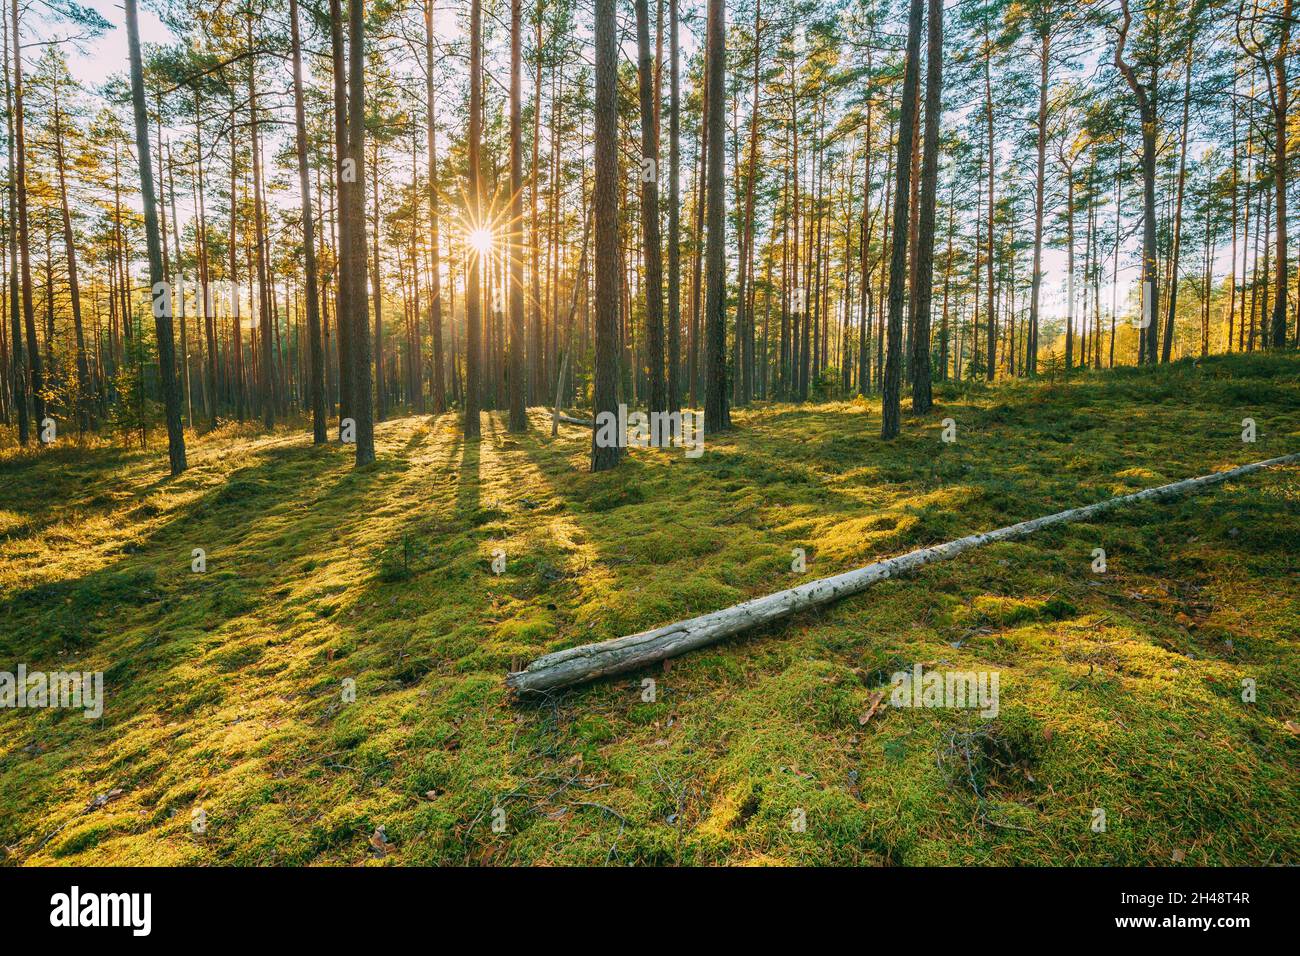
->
xmin=2 ymin=352 xmax=1298 ymax=866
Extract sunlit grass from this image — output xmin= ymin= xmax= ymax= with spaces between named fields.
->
xmin=1 ymin=352 xmax=1298 ymax=865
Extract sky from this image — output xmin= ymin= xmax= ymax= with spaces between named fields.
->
xmin=61 ymin=0 xmax=171 ymax=87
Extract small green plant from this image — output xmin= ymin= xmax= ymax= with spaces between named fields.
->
xmin=376 ymin=533 xmax=426 ymax=582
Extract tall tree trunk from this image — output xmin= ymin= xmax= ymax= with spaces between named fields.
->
xmin=3 ymin=0 xmax=27 ymax=444
xmin=1116 ymin=0 xmax=1159 ymax=364
xmin=195 ymin=97 xmax=217 ymax=428
xmin=1271 ymin=0 xmax=1291 ymax=348
xmin=528 ymin=0 xmax=544 ymax=406
xmin=290 ymin=0 xmax=326 ymax=443
xmin=345 ymin=0 xmax=375 ymax=463
xmin=248 ymin=27 xmax=275 ymax=430
xmin=881 ymin=0 xmax=922 ymax=439
xmin=424 ymin=0 xmax=446 ymax=414
xmin=52 ymin=77 xmax=90 ymax=431
xmin=667 ymin=0 xmax=682 ymax=413
xmin=591 ymin=0 xmax=620 ymax=470
xmin=1027 ymin=27 xmax=1049 ymax=376
xmin=911 ymin=0 xmax=942 ymax=414
xmin=329 ymin=0 xmax=354 ymax=433
xmin=702 ymin=0 xmax=730 ymax=432
xmin=983 ymin=18 xmax=995 ymax=380
xmin=165 ymin=146 xmax=192 ymax=427
xmin=126 ymin=0 xmax=186 ymax=474
xmin=9 ymin=0 xmax=41 ymax=430
xmin=635 ymin=0 xmax=667 ymax=415
xmin=858 ymin=49 xmax=873 ymax=397
xmin=736 ymin=0 xmax=762 ymax=407
xmin=940 ymin=179 xmax=955 ymax=379
xmin=1065 ymin=172 xmax=1075 ymax=369
xmin=689 ymin=44 xmax=708 ymax=407
xmin=464 ymin=0 xmax=483 ymax=438
xmin=371 ymin=144 xmax=385 ymax=422
xmin=1163 ymin=24 xmax=1195 ymax=363
xmin=508 ymin=0 xmax=528 ymax=431
xmin=228 ymin=113 xmax=247 ymax=421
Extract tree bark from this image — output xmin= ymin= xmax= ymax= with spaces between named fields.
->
xmin=3 ymin=0 xmax=27 ymax=444
xmin=881 ymin=0 xmax=922 ymax=440
xmin=590 ymin=0 xmax=620 ymax=471
xmin=507 ymin=0 xmax=528 ymax=431
xmin=329 ymin=0 xmax=354 ymax=433
xmin=635 ymin=0 xmax=667 ymax=416
xmin=1163 ymin=24 xmax=1195 ymax=364
xmin=126 ymin=0 xmax=186 ymax=474
xmin=910 ymin=0 xmax=942 ymax=414
xmin=1271 ymin=0 xmax=1291 ymax=348
xmin=248 ymin=26 xmax=275 ymax=430
xmin=9 ymin=0 xmax=41 ymax=431
xmin=702 ymin=0 xmax=730 ymax=432
xmin=290 ymin=0 xmax=326 ymax=443
xmin=51 ymin=75 xmax=91 ymax=431
xmin=983 ymin=17 xmax=995 ymax=380
xmin=667 ymin=0 xmax=682 ymax=413
xmin=1027 ymin=26 xmax=1049 ymax=376
xmin=424 ymin=0 xmax=446 ymax=414
xmin=1116 ymin=0 xmax=1159 ymax=364
xmin=464 ymin=0 xmax=483 ymax=439
xmin=345 ymin=0 xmax=374 ymax=463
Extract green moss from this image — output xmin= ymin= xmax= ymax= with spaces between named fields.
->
xmin=1 ymin=352 xmax=1298 ymax=865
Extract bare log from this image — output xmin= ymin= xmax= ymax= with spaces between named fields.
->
xmin=551 ymin=410 xmax=594 ymax=428
xmin=507 ymin=452 xmax=1300 ymax=694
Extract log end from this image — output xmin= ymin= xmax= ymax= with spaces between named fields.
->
xmin=504 ymin=669 xmax=540 ymax=697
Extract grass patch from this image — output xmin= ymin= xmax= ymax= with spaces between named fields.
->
xmin=1 ymin=352 xmax=1298 ymax=865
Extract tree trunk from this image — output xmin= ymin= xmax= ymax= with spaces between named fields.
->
xmin=370 ymin=143 xmax=385 ymax=423
xmin=667 ymin=0 xmax=682 ymax=413
xmin=1028 ymin=28 xmax=1049 ymax=376
xmin=507 ymin=0 xmax=528 ymax=431
xmin=464 ymin=0 xmax=483 ymax=439
xmin=329 ymin=0 xmax=353 ymax=433
xmin=126 ymin=0 xmax=186 ymax=474
xmin=702 ymin=0 xmax=730 ymax=432
xmin=1163 ymin=25 xmax=1195 ymax=364
xmin=9 ymin=0 xmax=41 ymax=431
xmin=529 ymin=0 xmax=544 ymax=406
xmin=52 ymin=77 xmax=90 ymax=431
xmin=881 ymin=0 xmax=922 ymax=440
xmin=983 ymin=19 xmax=995 ymax=380
xmin=1116 ymin=0 xmax=1159 ymax=364
xmin=290 ymin=0 xmax=326 ymax=443
xmin=1271 ymin=0 xmax=1291 ymax=348
xmin=3 ymin=0 xmax=27 ymax=445
xmin=424 ymin=0 xmax=446 ymax=414
xmin=1065 ymin=172 xmax=1075 ymax=369
xmin=248 ymin=29 xmax=275 ymax=430
xmin=736 ymin=0 xmax=762 ymax=407
xmin=910 ymin=0 xmax=942 ymax=415
xmin=345 ymin=0 xmax=374 ymax=463
xmin=635 ymin=0 xmax=667 ymax=416
xmin=591 ymin=0 xmax=621 ymax=471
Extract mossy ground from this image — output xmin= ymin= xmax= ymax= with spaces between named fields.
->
xmin=2 ymin=352 xmax=1298 ymax=866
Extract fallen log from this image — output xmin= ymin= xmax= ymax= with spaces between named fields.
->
xmin=551 ymin=410 xmax=595 ymax=428
xmin=506 ymin=452 xmax=1300 ymax=695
